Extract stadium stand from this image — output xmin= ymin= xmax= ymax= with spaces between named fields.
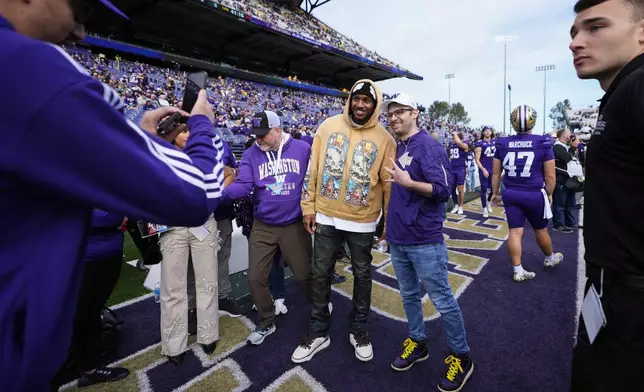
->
xmin=564 ymin=106 xmax=599 ymax=130
xmin=85 ymin=0 xmax=421 ymax=90
xmin=216 ymin=0 xmax=405 ymax=70
xmin=66 ymin=45 xmax=477 ymax=157
xmin=67 ymin=42 xmax=482 ymax=160
xmin=66 ymin=45 xmax=345 ymax=158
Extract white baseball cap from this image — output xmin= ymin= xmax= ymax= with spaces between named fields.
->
xmin=381 ymin=92 xmax=418 ymax=113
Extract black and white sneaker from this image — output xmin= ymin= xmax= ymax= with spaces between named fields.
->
xmin=349 ymin=331 xmax=373 ymax=362
xmin=77 ymin=367 xmax=129 ymax=387
xmin=246 ymin=324 xmax=276 ymax=345
xmin=219 ymin=296 xmax=243 ymax=318
xmin=291 ymin=333 xmax=331 ymax=363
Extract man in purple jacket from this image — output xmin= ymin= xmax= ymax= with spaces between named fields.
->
xmin=223 ymin=111 xmax=313 ymax=345
xmin=382 ymin=93 xmax=474 ymax=392
xmin=0 ymin=2 xmax=225 ymax=390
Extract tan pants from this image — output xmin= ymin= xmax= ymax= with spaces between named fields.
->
xmin=159 ymin=216 xmax=219 ymax=356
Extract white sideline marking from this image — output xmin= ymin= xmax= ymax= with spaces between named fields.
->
xmin=112 ymin=293 xmax=155 ymax=310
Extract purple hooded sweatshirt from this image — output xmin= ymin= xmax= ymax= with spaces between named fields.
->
xmin=224 ymin=134 xmax=311 ymax=226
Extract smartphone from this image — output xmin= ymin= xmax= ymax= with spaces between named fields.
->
xmin=182 ymin=71 xmax=208 ymax=113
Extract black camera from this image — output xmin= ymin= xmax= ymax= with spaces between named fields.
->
xmin=157 ymin=112 xmax=188 ymax=137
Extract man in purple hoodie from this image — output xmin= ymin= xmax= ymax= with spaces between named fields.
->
xmin=0 ymin=2 xmax=225 ymax=390
xmin=223 ymin=111 xmax=313 ymax=345
xmin=382 ymin=93 xmax=474 ymax=392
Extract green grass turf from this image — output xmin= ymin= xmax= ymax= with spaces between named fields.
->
xmin=106 ymin=191 xmax=481 ymax=307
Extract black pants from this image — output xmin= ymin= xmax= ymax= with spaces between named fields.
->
xmin=570 ymin=263 xmax=644 ymax=391
xmin=333 ymin=240 xmax=348 ymax=261
xmin=72 ymin=255 xmax=123 ymax=371
xmin=309 ymin=224 xmax=373 ymax=336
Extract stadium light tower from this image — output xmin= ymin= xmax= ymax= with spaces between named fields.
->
xmin=495 ymin=35 xmax=517 ymax=135
xmin=445 ymin=74 xmax=455 ymax=123
xmin=535 ymin=64 xmax=556 ymax=134
xmin=445 ymin=73 xmax=455 ymax=107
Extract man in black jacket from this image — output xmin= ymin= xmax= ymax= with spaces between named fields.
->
xmin=552 ymin=128 xmax=578 ymax=232
xmin=569 ymin=0 xmax=644 ymax=390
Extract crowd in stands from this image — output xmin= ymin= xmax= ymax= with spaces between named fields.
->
xmin=66 ymin=46 xmax=496 ymax=152
xmin=216 ymin=0 xmax=405 ymax=71
xmin=67 ymin=47 xmax=345 ymax=143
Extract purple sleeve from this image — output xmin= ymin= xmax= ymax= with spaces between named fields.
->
xmin=223 ymin=152 xmax=254 ymax=200
xmin=494 ymin=140 xmax=504 ymax=160
xmin=221 ymin=140 xmax=237 ymax=167
xmin=420 ymin=143 xmax=450 ymax=202
xmin=184 ymin=115 xmax=226 ymax=186
xmin=540 ymin=136 xmax=555 ymax=161
xmin=10 ymin=77 xmax=223 ymax=227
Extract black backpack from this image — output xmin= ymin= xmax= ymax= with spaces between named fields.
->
xmin=99 ymin=307 xmax=124 ymax=360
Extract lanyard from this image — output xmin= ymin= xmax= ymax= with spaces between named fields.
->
xmin=265 ymin=134 xmax=286 ymax=177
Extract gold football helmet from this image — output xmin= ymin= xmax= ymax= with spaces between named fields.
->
xmin=510 ymin=105 xmax=537 ymax=133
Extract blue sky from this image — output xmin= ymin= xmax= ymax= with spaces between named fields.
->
xmin=312 ymin=0 xmax=605 ymax=134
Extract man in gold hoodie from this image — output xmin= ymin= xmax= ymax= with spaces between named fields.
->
xmin=291 ymin=79 xmax=396 ymax=364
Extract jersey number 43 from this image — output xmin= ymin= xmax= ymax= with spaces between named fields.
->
xmin=484 ymin=146 xmax=496 ymax=157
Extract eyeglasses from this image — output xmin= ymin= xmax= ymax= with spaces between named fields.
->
xmin=385 ymin=108 xmax=413 ymax=119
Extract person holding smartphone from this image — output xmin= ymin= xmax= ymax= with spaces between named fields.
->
xmin=157 ymin=124 xmax=223 ymax=366
xmin=0 ymin=2 xmax=226 ymax=390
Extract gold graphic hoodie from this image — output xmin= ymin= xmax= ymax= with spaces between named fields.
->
xmin=301 ymin=79 xmax=396 ymax=228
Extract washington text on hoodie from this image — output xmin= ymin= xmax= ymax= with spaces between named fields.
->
xmin=224 ymin=135 xmax=311 ymax=226
xmin=0 ymin=15 xmax=225 ymax=391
